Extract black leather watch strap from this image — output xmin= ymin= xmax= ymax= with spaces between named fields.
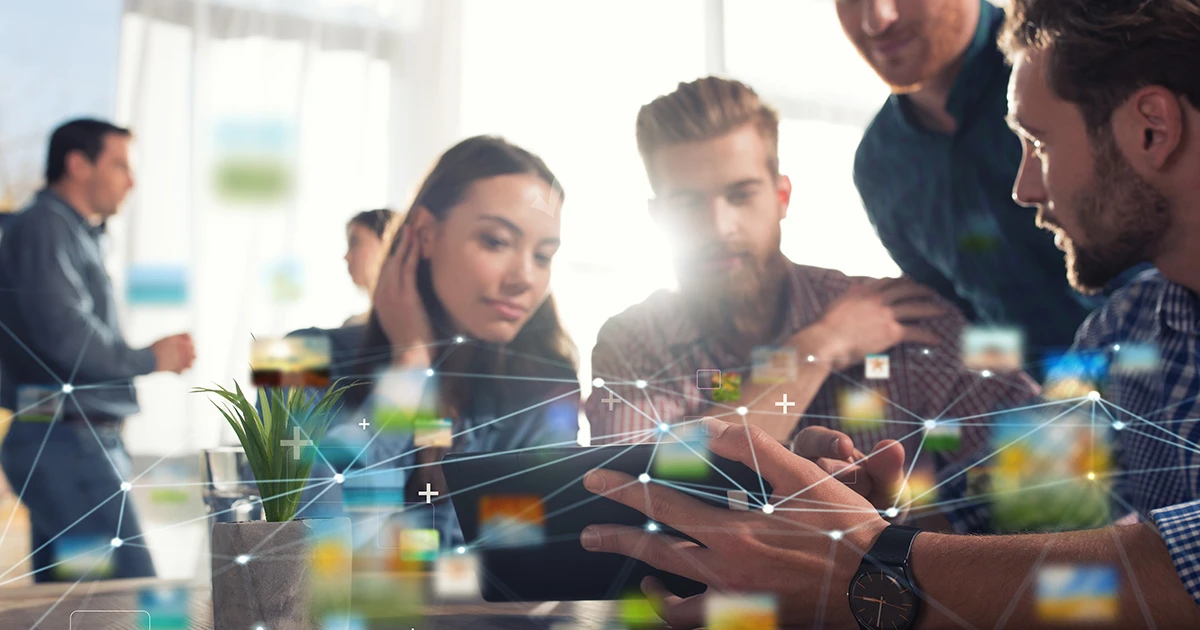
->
xmin=863 ymin=524 xmax=921 ymax=567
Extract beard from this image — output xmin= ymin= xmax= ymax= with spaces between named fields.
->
xmin=679 ymin=246 xmax=787 ymax=348
xmin=855 ymin=1 xmax=972 ymax=94
xmin=1053 ymin=133 xmax=1170 ymax=293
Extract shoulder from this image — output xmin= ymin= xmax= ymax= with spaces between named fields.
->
xmin=1074 ymin=270 xmax=1171 ymax=348
xmin=595 ymin=288 xmax=682 ymax=343
xmin=853 ymin=100 xmax=903 ymax=181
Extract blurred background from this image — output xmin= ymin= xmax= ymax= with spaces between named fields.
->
xmin=0 ymin=0 xmax=901 ymax=582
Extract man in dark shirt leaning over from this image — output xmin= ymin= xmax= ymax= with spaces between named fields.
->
xmin=0 ymin=119 xmax=195 ymax=581
xmin=843 ymin=0 xmax=1120 ymax=376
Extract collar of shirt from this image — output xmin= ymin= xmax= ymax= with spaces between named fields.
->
xmin=891 ymin=0 xmax=1004 ymax=133
xmin=662 ymin=261 xmax=823 ymax=351
xmin=1159 ymin=281 xmax=1200 ymax=335
xmin=38 ymin=188 xmax=107 ymax=239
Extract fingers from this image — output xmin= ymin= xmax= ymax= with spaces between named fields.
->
xmin=579 ymin=525 xmax=714 ymax=584
xmin=791 ymin=426 xmax=854 ymax=461
xmin=583 ymin=469 xmax=729 ymax=541
xmin=877 ymin=279 xmax=938 ymax=304
xmin=642 ymin=576 xmax=706 ymax=630
xmin=399 ymin=224 xmax=420 ymax=277
xmin=889 ymin=301 xmax=948 ymax=322
xmin=703 ymin=418 xmax=824 ymax=494
xmin=862 ymin=439 xmax=906 ymax=499
xmin=900 ymin=326 xmax=944 ymax=348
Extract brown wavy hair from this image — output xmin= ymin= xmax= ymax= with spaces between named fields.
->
xmin=1000 ymin=0 xmax=1200 ymax=135
xmin=347 ymin=136 xmax=577 ymax=422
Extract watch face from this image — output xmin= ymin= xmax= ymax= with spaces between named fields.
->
xmin=849 ymin=568 xmax=919 ymax=629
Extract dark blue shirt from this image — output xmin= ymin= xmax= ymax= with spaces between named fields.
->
xmin=853 ymin=0 xmax=1097 ymax=358
xmin=0 ymin=190 xmax=156 ymax=417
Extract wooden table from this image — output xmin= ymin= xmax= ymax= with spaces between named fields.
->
xmin=0 ymin=577 xmax=640 ymax=629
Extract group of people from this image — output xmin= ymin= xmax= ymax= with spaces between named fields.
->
xmin=1 ymin=0 xmax=1199 ymax=626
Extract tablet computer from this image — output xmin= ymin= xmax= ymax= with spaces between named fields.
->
xmin=442 ymin=443 xmax=773 ymax=602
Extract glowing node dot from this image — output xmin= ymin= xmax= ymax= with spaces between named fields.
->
xmin=254 ymin=625 xmax=266 ymax=630
xmin=333 ymin=473 xmax=344 ymax=484
xmin=1113 ymin=344 xmax=1121 ymax=352
xmin=1087 ymin=471 xmax=1096 ymax=481
xmin=425 ymin=369 xmax=435 ymax=377
xmin=236 ymin=555 xmax=250 ymax=565
xmin=646 ymin=522 xmax=659 ymax=532
xmin=736 ymin=406 xmax=748 ymax=416
xmin=885 ymin=507 xmax=899 ymax=518
xmin=61 ymin=384 xmax=74 ymax=394
xmin=592 ymin=378 xmax=605 ymax=388
xmin=923 ymin=419 xmax=937 ymax=430
xmin=456 ymin=546 xmax=467 ymax=554
xmin=110 ymin=538 xmax=123 ymax=548
xmin=657 ymin=423 xmax=670 ymax=433
xmin=120 ymin=482 xmax=132 ymax=492
xmin=635 ymin=379 xmax=648 ymax=389
xmin=762 ymin=504 xmax=775 ymax=515
xmin=922 ymin=348 xmax=931 ymax=356
xmin=980 ymin=369 xmax=993 ymax=378
xmin=638 ymin=473 xmax=651 ymax=484
xmin=806 ymin=355 xmax=817 ymax=363
xmin=454 ymin=336 xmax=465 ymax=344
xmin=1087 ymin=390 xmax=1101 ymax=401
xmin=1113 ymin=421 xmax=1126 ymax=431
xmin=829 ymin=530 xmax=843 ymax=541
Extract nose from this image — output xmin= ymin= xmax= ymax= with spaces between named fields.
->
xmin=862 ymin=0 xmax=900 ymax=38
xmin=1012 ymin=141 xmax=1047 ymax=209
xmin=710 ymin=197 xmax=739 ymax=243
xmin=502 ymin=251 xmax=535 ymax=295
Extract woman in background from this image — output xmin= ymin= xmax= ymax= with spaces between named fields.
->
xmin=306 ymin=136 xmax=580 ymax=548
xmin=343 ymin=208 xmax=394 ymax=326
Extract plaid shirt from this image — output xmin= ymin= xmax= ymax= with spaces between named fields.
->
xmin=1068 ymin=271 xmax=1200 ymax=606
xmin=586 ymin=262 xmax=1038 ymax=516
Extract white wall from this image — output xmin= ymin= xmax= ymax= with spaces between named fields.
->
xmin=0 ymin=0 xmax=125 ymax=208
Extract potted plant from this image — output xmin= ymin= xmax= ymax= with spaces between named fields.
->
xmin=195 ymin=381 xmax=356 ymax=630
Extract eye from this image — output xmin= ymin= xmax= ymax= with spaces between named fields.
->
xmin=481 ymin=234 xmax=509 ymax=249
xmin=728 ymin=190 xmax=754 ymax=205
xmin=535 ymin=252 xmax=553 ymax=267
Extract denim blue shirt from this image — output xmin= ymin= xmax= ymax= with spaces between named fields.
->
xmin=853 ymin=0 xmax=1098 ymax=357
xmin=0 ymin=190 xmax=155 ymax=417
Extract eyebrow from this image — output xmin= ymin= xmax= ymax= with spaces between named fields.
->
xmin=1005 ymin=113 xmax=1047 ymax=139
xmin=477 ymin=214 xmax=560 ymax=246
xmin=667 ymin=178 xmax=765 ymax=199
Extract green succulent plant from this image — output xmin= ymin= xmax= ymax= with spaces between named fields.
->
xmin=193 ymin=380 xmax=355 ymax=522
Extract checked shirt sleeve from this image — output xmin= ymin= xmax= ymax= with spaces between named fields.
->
xmin=1151 ymin=499 xmax=1200 ymax=607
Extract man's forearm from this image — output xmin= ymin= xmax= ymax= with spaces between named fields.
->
xmin=910 ymin=523 xmax=1200 ymax=628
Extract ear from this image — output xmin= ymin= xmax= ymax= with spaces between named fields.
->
xmin=63 ymin=149 xmax=92 ymax=181
xmin=776 ymin=174 xmax=793 ymax=220
xmin=410 ymin=206 xmax=437 ymax=259
xmin=1123 ymin=86 xmax=1184 ymax=171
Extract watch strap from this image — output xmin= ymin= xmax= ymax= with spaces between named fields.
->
xmin=863 ymin=524 xmax=921 ymax=567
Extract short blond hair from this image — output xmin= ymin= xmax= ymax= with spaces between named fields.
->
xmin=635 ymin=76 xmax=780 ymax=189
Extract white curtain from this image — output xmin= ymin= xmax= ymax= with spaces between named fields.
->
xmin=114 ymin=0 xmax=462 ymax=455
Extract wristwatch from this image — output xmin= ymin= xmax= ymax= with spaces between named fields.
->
xmin=847 ymin=524 xmax=922 ymax=630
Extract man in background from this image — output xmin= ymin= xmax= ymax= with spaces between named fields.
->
xmin=0 ymin=118 xmax=195 ymax=581
xmin=587 ymin=77 xmax=1037 ymax=527
xmin=845 ymin=0 xmax=1112 ymax=377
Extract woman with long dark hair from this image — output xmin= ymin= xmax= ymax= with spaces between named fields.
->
xmin=311 ymin=136 xmax=580 ymax=546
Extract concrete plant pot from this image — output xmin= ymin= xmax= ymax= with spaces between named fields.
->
xmin=211 ymin=517 xmax=352 ymax=630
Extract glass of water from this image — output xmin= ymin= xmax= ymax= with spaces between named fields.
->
xmin=200 ymin=447 xmax=263 ymax=523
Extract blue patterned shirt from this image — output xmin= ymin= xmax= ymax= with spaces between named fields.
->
xmin=1072 ymin=271 xmax=1200 ymax=604
xmin=853 ymin=0 xmax=1098 ymax=359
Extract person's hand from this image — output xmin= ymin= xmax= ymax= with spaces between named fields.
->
xmin=372 ymin=225 xmax=435 ymax=367
xmin=580 ymin=419 xmax=890 ymax=629
xmin=791 ymin=425 xmax=910 ymax=517
xmin=800 ymin=278 xmax=946 ymax=370
xmin=151 ymin=333 xmax=195 ymax=374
